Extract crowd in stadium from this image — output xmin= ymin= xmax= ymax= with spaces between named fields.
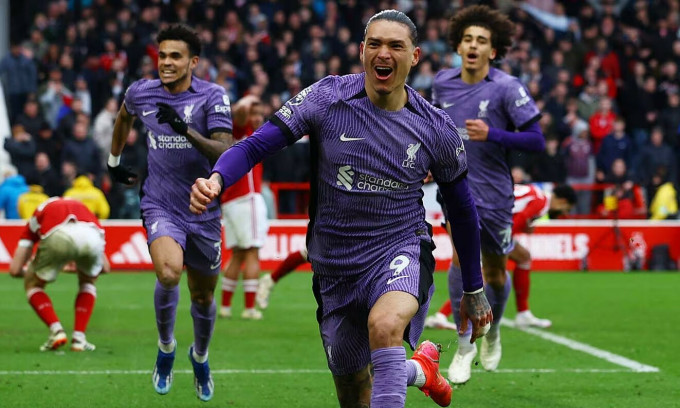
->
xmin=1 ymin=0 xmax=679 ymax=220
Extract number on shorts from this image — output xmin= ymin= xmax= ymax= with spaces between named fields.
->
xmin=389 ymin=255 xmax=410 ymax=276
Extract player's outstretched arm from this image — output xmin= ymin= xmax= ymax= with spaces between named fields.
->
xmin=108 ymin=104 xmax=138 ymax=185
xmin=155 ymin=102 xmax=232 ymax=161
xmin=439 ymin=177 xmax=493 ymax=343
xmin=190 ymin=174 xmax=223 ymax=215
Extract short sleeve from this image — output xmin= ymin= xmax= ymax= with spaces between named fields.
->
xmin=503 ymin=78 xmax=541 ymax=129
xmin=272 ymin=76 xmax=336 ymax=139
xmin=123 ymin=80 xmax=141 ymax=116
xmin=430 ymin=114 xmax=468 ymax=184
xmin=205 ymin=86 xmax=233 ymax=134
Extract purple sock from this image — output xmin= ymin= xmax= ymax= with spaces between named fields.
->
xmin=447 ymin=263 xmax=471 ymax=336
xmin=485 ymin=271 xmax=512 ymax=325
xmin=370 ymin=347 xmax=407 ymax=407
xmin=191 ymin=300 xmax=216 ymax=356
xmin=406 ymin=359 xmax=418 ymax=386
xmin=154 ymin=280 xmax=179 ymax=345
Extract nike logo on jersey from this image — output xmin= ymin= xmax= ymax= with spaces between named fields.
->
xmin=441 ymin=101 xmax=455 ymax=109
xmin=340 ymin=133 xmax=365 ymax=142
xmin=142 ymin=110 xmax=157 ymax=116
xmin=386 ymin=275 xmax=410 ymax=285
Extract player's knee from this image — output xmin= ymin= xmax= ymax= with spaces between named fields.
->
xmin=367 ymin=315 xmax=403 ymax=347
xmin=483 ymin=267 xmax=507 ymax=288
xmin=156 ymin=266 xmax=181 ymax=287
xmin=190 ymin=290 xmax=214 ymax=306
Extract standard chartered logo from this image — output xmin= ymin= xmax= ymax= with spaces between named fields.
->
xmin=336 ymin=165 xmax=354 ymax=190
xmin=336 ymin=165 xmax=409 ymax=192
xmin=148 ymin=131 xmax=193 ymax=150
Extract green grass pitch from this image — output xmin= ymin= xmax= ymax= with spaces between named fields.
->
xmin=1 ymin=271 xmax=679 ymax=407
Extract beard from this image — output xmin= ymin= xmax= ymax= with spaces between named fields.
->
xmin=161 ymin=67 xmax=190 ymax=90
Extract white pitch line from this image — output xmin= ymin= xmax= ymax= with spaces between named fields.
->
xmin=0 ymin=368 xmax=640 ymax=376
xmin=502 ymin=319 xmax=660 ymax=373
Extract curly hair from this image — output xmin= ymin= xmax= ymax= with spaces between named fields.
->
xmin=447 ymin=5 xmax=515 ymax=60
xmin=157 ymin=24 xmax=202 ymax=57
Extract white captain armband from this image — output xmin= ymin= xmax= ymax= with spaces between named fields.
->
xmin=18 ymin=239 xmax=34 ymax=248
xmin=464 ymin=287 xmax=484 ymax=295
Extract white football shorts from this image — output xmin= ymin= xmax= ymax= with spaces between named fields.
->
xmin=222 ymin=193 xmax=269 ymax=249
xmin=30 ymin=222 xmax=106 ymax=282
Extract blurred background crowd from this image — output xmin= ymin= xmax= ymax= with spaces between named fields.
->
xmin=1 ymin=0 xmax=679 ymax=220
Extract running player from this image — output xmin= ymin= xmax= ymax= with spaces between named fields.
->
xmin=107 ymin=24 xmax=232 ymax=401
xmin=432 ymin=5 xmax=546 ymax=384
xmin=190 ymin=10 xmax=493 ymax=407
xmin=426 ymin=184 xmax=577 ymax=331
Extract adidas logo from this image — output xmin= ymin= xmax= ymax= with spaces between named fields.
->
xmin=110 ymin=232 xmax=152 ymax=264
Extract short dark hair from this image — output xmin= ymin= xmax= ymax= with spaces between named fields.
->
xmin=365 ymin=10 xmax=418 ymax=46
xmin=157 ymin=24 xmax=201 ymax=57
xmin=448 ymin=5 xmax=515 ymax=60
xmin=553 ymin=184 xmax=577 ymax=205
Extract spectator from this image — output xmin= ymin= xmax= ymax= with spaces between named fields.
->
xmin=562 ymin=120 xmax=595 ymax=214
xmin=38 ymin=67 xmax=72 ymax=129
xmin=34 ymin=122 xmax=62 ymax=172
xmin=4 ymin=124 xmax=37 ymax=178
xmin=33 ymin=152 xmax=62 ymax=197
xmin=17 ymin=174 xmax=49 ymax=219
xmin=599 ymin=158 xmax=646 ymax=219
xmin=92 ymin=97 xmax=118 ymax=165
xmin=647 ymin=166 xmax=678 ymax=220
xmin=0 ymin=41 xmax=38 ymax=122
xmin=588 ymin=97 xmax=616 ymax=154
xmin=63 ymin=174 xmax=110 ymax=219
xmin=60 ymin=160 xmax=78 ymax=194
xmin=15 ymin=99 xmax=45 ymax=138
xmin=635 ymin=127 xmax=677 ymax=187
xmin=659 ymin=92 xmax=680 ymax=152
xmin=596 ymin=117 xmax=634 ymax=182
xmin=61 ymin=122 xmax=101 ymax=181
xmin=56 ymin=97 xmax=86 ymax=142
xmin=531 ymin=135 xmax=567 ymax=183
xmin=0 ymin=166 xmax=28 ymax=219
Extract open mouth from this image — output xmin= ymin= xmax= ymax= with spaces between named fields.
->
xmin=374 ymin=66 xmax=393 ymax=80
xmin=466 ymin=53 xmax=478 ymax=64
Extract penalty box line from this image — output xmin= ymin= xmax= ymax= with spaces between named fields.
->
xmin=502 ymin=320 xmax=660 ymax=373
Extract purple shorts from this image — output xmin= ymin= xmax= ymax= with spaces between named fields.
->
xmin=478 ymin=206 xmax=514 ymax=255
xmin=142 ymin=209 xmax=222 ymax=275
xmin=312 ymin=238 xmax=436 ymax=376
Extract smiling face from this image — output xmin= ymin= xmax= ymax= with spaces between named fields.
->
xmin=158 ymin=40 xmax=198 ymax=93
xmin=457 ymin=25 xmax=496 ymax=78
xmin=360 ymin=20 xmax=420 ymax=100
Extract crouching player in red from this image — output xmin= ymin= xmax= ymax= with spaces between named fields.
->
xmin=9 ymin=197 xmax=109 ymax=351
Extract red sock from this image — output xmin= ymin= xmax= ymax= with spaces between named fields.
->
xmin=28 ymin=288 xmax=60 ymax=328
xmin=74 ymin=285 xmax=96 ymax=333
xmin=221 ymin=278 xmax=237 ymax=307
xmin=513 ymin=266 xmax=531 ymax=312
xmin=243 ymin=279 xmax=258 ymax=309
xmin=272 ymin=251 xmax=307 ymax=282
xmin=438 ymin=299 xmax=452 ymax=317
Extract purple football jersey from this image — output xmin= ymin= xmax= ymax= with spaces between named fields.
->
xmin=432 ymin=67 xmax=540 ymax=210
xmin=273 ymin=73 xmax=467 ymax=276
xmin=124 ymin=77 xmax=232 ymax=221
